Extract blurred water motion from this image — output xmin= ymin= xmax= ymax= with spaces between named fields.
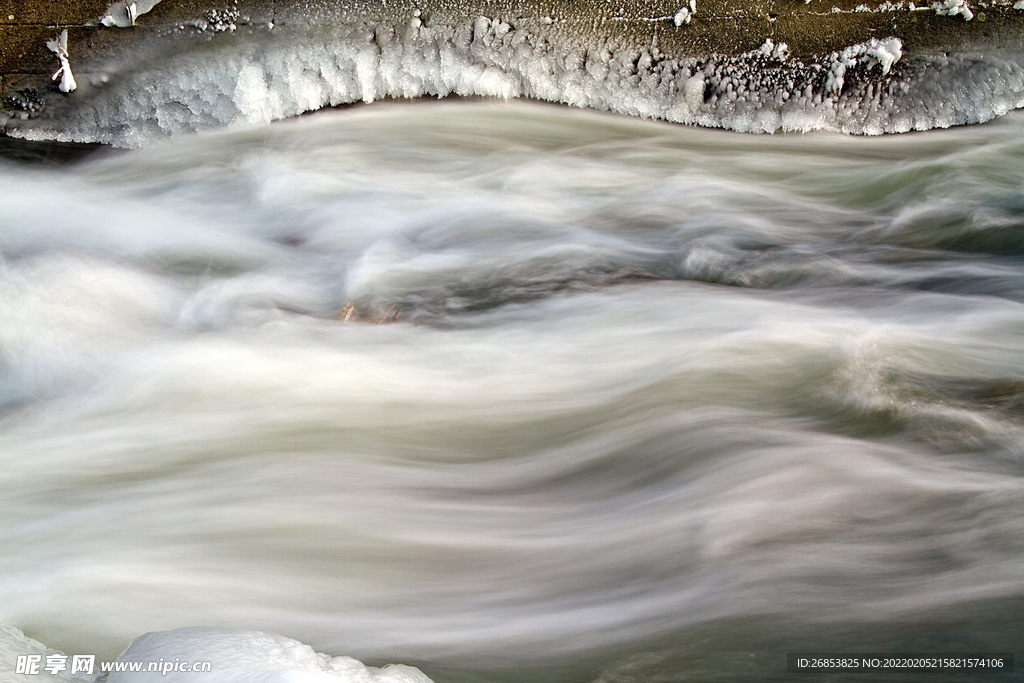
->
xmin=1 ymin=101 xmax=1023 ymax=682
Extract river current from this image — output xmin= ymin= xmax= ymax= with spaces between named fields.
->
xmin=1 ymin=101 xmax=1023 ymax=682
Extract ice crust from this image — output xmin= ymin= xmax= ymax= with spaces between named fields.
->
xmin=1 ymin=623 xmax=434 ymax=683
xmin=100 ymin=0 xmax=164 ymax=27
xmin=0 ymin=624 xmax=77 ymax=683
xmin=673 ymin=1 xmax=697 ymax=25
xmin=931 ymin=0 xmax=974 ymax=20
xmin=6 ymin=14 xmax=1024 ymax=146
xmin=752 ymin=38 xmax=790 ymax=61
xmin=104 ymin=628 xmax=434 ymax=683
xmin=824 ymin=37 xmax=903 ymax=94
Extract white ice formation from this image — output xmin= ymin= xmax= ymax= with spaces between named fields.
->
xmin=45 ymin=30 xmax=77 ymax=94
xmin=199 ymin=8 xmax=240 ymax=32
xmin=673 ymin=1 xmax=697 ymax=25
xmin=1 ymin=624 xmax=76 ymax=683
xmin=100 ymin=0 xmax=163 ymax=27
xmin=0 ymin=623 xmax=434 ymax=683
xmin=752 ymin=38 xmax=790 ymax=61
xmin=825 ymin=37 xmax=903 ymax=94
xmin=932 ymin=0 xmax=974 ymax=19
xmin=105 ymin=628 xmax=434 ymax=683
xmin=6 ymin=13 xmax=1024 ymax=145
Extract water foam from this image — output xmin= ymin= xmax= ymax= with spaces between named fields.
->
xmin=4 ymin=102 xmax=1024 ymax=679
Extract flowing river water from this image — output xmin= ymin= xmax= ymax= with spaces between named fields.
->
xmin=1 ymin=100 xmax=1023 ymax=681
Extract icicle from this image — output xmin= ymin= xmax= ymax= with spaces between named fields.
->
xmin=46 ymin=29 xmax=77 ymax=94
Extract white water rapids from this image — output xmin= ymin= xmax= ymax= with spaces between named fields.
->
xmin=1 ymin=101 xmax=1023 ymax=682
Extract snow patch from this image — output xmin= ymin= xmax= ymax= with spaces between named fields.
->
xmin=0 ymin=624 xmax=77 ymax=683
xmin=1013 ymin=0 xmax=1024 ymax=9
xmin=673 ymin=1 xmax=697 ymax=25
xmin=825 ymin=37 xmax=903 ymax=94
xmin=932 ymin=0 xmax=974 ymax=20
xmin=750 ymin=38 xmax=790 ymax=61
xmin=100 ymin=0 xmax=162 ymax=27
xmin=105 ymin=627 xmax=434 ymax=683
xmin=1 ymin=622 xmax=434 ymax=683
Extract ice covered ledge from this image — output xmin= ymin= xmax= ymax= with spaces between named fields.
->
xmin=1 ymin=0 xmax=1024 ymax=144
xmin=0 ymin=622 xmax=434 ymax=682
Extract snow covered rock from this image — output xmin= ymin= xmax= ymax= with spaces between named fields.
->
xmin=105 ymin=628 xmax=434 ymax=683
